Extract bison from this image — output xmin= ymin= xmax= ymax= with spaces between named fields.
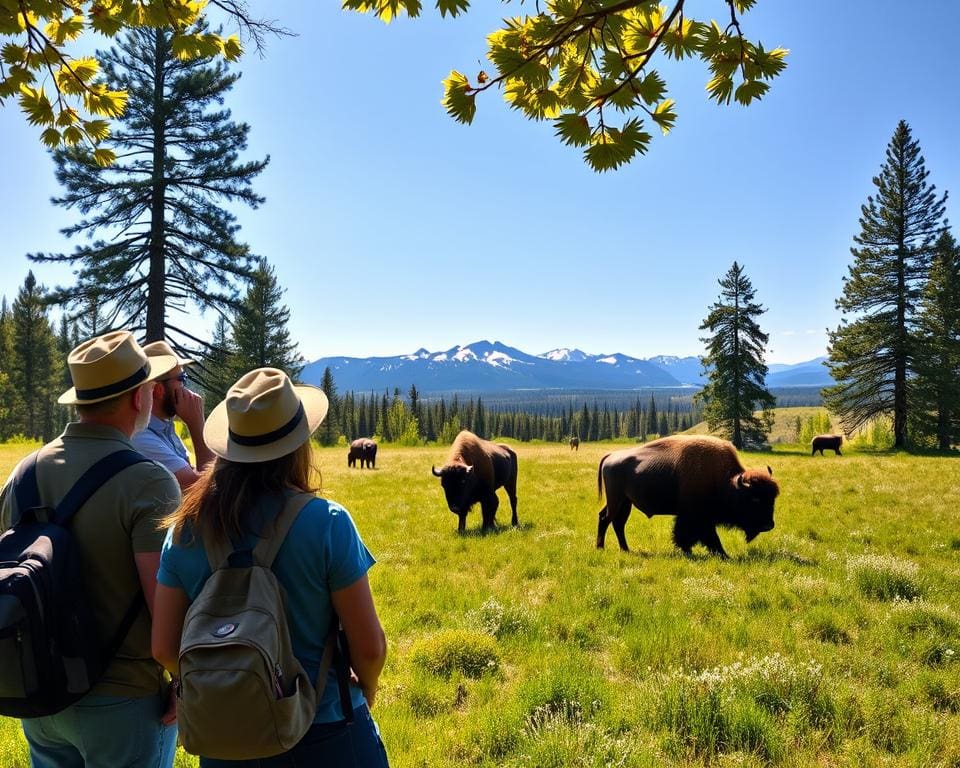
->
xmin=348 ymin=438 xmax=377 ymax=468
xmin=596 ymin=435 xmax=779 ymax=558
xmin=811 ymin=434 xmax=842 ymax=456
xmin=431 ymin=430 xmax=518 ymax=533
xmin=569 ymin=436 xmax=580 ymax=451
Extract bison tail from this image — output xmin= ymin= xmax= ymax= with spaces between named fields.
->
xmin=597 ymin=454 xmax=609 ymax=501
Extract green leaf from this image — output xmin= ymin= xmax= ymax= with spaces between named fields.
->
xmin=441 ymin=70 xmax=476 ymax=124
xmin=734 ymin=79 xmax=769 ymax=106
xmin=40 ymin=127 xmax=61 ymax=148
xmin=636 ymin=70 xmax=666 ymax=104
xmin=652 ymin=98 xmax=676 ymax=134
xmin=553 ymin=112 xmax=592 ymax=147
xmin=92 ymin=148 xmax=116 ymax=167
xmin=436 ymin=0 xmax=469 ymax=17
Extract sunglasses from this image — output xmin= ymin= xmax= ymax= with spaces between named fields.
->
xmin=159 ymin=372 xmax=188 ymax=385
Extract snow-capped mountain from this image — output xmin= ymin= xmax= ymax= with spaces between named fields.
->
xmin=299 ymin=341 xmax=832 ymax=393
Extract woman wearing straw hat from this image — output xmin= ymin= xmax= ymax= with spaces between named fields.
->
xmin=151 ymin=368 xmax=389 ymax=766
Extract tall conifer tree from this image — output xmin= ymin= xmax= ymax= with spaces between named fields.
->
xmin=201 ymin=315 xmax=236 ymax=415
xmin=31 ymin=25 xmax=267 ymax=353
xmin=912 ymin=230 xmax=960 ymax=449
xmin=824 ymin=121 xmax=948 ymax=447
xmin=317 ymin=367 xmax=340 ymax=446
xmin=697 ymin=261 xmax=775 ymax=449
xmin=10 ymin=273 xmax=62 ymax=440
xmin=229 ymin=259 xmax=304 ymax=380
xmin=0 ymin=299 xmax=21 ymax=440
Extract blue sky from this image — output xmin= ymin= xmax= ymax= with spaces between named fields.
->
xmin=1 ymin=1 xmax=958 ymax=364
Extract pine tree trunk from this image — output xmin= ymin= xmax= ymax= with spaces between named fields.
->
xmin=145 ymin=29 xmax=167 ymax=342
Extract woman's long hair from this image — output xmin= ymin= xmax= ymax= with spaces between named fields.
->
xmin=162 ymin=440 xmax=320 ymax=545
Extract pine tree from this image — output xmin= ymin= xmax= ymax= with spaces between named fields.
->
xmin=10 ymin=272 xmax=62 ymax=440
xmin=824 ymin=121 xmax=948 ymax=447
xmin=201 ymin=315 xmax=236 ymax=414
xmin=229 ymin=259 xmax=304 ymax=381
xmin=697 ymin=261 xmax=775 ymax=449
xmin=912 ymin=230 xmax=960 ymax=449
xmin=31 ymin=25 xmax=268 ymax=353
xmin=0 ymin=299 xmax=22 ymax=440
xmin=318 ymin=367 xmax=340 ymax=446
xmin=647 ymin=395 xmax=658 ymax=436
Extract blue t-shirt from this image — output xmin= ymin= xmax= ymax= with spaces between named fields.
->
xmin=157 ymin=495 xmax=375 ymax=722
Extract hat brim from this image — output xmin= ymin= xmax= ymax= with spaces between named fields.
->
xmin=204 ymin=386 xmax=329 ymax=463
xmin=58 ymin=353 xmax=179 ymax=406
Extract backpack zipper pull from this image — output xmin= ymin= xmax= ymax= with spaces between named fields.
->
xmin=274 ymin=663 xmax=284 ymax=698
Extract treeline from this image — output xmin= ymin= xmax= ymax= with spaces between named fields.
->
xmin=315 ymin=377 xmax=705 ymax=446
xmin=0 ymin=273 xmax=72 ymax=442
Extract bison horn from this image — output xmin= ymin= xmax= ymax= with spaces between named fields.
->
xmin=431 ymin=465 xmax=442 ymax=477
xmin=737 ymin=473 xmax=749 ymax=489
xmin=767 ymin=465 xmax=773 ymax=476
xmin=464 ymin=465 xmax=474 ymax=474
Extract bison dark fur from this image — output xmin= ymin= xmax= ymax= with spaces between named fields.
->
xmin=432 ymin=430 xmax=518 ymax=533
xmin=348 ymin=438 xmax=378 ymax=468
xmin=596 ymin=435 xmax=779 ymax=558
xmin=811 ymin=434 xmax=842 ymax=456
xmin=569 ymin=436 xmax=580 ymax=451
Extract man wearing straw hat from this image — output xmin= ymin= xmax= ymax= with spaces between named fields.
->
xmin=0 ymin=331 xmax=183 ymax=768
xmin=133 ymin=340 xmax=215 ymax=490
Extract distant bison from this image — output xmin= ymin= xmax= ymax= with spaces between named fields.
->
xmin=811 ymin=434 xmax=842 ymax=456
xmin=348 ymin=438 xmax=377 ymax=468
xmin=596 ymin=435 xmax=779 ymax=558
xmin=569 ymin=436 xmax=580 ymax=451
xmin=432 ymin=430 xmax=518 ymax=533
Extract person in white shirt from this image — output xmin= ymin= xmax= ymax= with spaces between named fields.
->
xmin=132 ymin=341 xmax=214 ymax=490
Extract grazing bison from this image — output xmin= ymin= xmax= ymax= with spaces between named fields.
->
xmin=432 ymin=430 xmax=518 ymax=533
xmin=596 ymin=435 xmax=779 ymax=558
xmin=348 ymin=438 xmax=378 ymax=468
xmin=570 ymin=436 xmax=580 ymax=451
xmin=811 ymin=434 xmax=842 ymax=456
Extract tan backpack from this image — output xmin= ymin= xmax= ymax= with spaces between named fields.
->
xmin=176 ymin=492 xmax=337 ymax=760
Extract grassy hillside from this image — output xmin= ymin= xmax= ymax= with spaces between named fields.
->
xmin=2 ymin=434 xmax=959 ymax=767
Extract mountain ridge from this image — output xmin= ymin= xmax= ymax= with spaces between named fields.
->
xmin=300 ymin=340 xmax=832 ymax=393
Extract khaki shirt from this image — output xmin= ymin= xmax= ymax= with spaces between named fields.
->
xmin=0 ymin=422 xmax=181 ymax=697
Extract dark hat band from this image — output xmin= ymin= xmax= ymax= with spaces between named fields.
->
xmin=228 ymin=402 xmax=305 ymax=447
xmin=74 ymin=365 xmax=149 ymax=401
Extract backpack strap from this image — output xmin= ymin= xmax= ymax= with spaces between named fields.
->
xmin=202 ymin=492 xmax=316 ymax=572
xmin=53 ymin=450 xmax=153 ymax=526
xmin=12 ymin=447 xmax=153 ymax=664
xmin=251 ymin=492 xmax=316 ymax=568
xmin=11 ymin=450 xmax=42 ymax=523
xmin=312 ymin=616 xmax=355 ymax=724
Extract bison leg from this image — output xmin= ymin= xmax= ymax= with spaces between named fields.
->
xmin=610 ymin=502 xmax=632 ymax=552
xmin=505 ymin=484 xmax=518 ymax=527
xmin=835 ymin=447 xmax=842 ymax=456
xmin=457 ymin=513 xmax=467 ymax=534
xmin=672 ymin=516 xmax=698 ymax=555
xmin=699 ymin=526 xmax=729 ymax=559
xmin=480 ymin=492 xmax=499 ymax=531
xmin=596 ymin=506 xmax=612 ymax=549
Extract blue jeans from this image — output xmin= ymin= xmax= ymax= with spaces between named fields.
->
xmin=200 ymin=705 xmax=389 ymax=768
xmin=22 ymin=692 xmax=177 ymax=768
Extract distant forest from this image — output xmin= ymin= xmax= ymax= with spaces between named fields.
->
xmin=315 ymin=380 xmax=822 ymax=446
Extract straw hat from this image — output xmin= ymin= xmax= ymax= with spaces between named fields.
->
xmin=58 ymin=331 xmax=178 ymax=405
xmin=204 ymin=368 xmax=328 ymax=463
xmin=142 ymin=340 xmax=196 ymax=368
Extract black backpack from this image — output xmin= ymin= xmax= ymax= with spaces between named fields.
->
xmin=0 ymin=448 xmax=152 ymax=718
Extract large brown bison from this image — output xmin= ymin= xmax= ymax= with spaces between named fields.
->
xmin=348 ymin=438 xmax=377 ymax=468
xmin=432 ymin=430 xmax=518 ymax=533
xmin=596 ymin=435 xmax=779 ymax=558
xmin=569 ymin=436 xmax=580 ymax=451
xmin=811 ymin=434 xmax=842 ymax=456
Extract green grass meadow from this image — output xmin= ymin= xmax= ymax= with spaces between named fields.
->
xmin=2 ymin=416 xmax=960 ymax=766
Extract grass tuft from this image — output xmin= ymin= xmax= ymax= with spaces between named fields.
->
xmin=410 ymin=629 xmax=500 ymax=678
xmin=847 ymin=553 xmax=924 ymax=600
